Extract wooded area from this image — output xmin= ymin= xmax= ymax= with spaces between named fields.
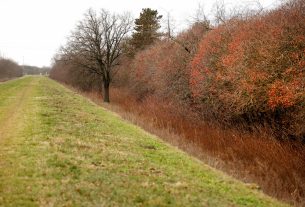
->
xmin=0 ymin=58 xmax=22 ymax=80
xmin=0 ymin=57 xmax=50 ymax=80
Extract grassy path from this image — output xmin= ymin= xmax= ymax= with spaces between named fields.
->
xmin=0 ymin=76 xmax=288 ymax=206
xmin=0 ymin=77 xmax=35 ymax=141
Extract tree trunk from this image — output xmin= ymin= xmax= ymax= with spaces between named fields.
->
xmin=103 ymin=82 xmax=110 ymax=103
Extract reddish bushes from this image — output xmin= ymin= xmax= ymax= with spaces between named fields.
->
xmin=122 ymin=22 xmax=209 ymax=105
xmin=190 ymin=0 xmax=305 ymax=139
xmin=130 ymin=41 xmax=190 ymax=102
xmin=124 ymin=1 xmax=305 ymax=140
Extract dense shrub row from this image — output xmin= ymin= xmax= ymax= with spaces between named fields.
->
xmin=114 ymin=22 xmax=209 ymax=105
xmin=112 ymin=0 xmax=305 ymax=140
xmin=190 ymin=0 xmax=305 ymax=138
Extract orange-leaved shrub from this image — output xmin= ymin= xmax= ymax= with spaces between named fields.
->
xmin=190 ymin=0 xmax=305 ymax=139
xmin=124 ymin=22 xmax=210 ymax=105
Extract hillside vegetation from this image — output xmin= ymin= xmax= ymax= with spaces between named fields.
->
xmin=50 ymin=0 xmax=305 ymax=204
xmin=0 ymin=76 xmax=287 ymax=206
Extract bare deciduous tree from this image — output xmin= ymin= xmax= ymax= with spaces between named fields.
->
xmin=193 ymin=3 xmax=209 ymax=24
xmin=61 ymin=9 xmax=132 ymax=102
xmin=213 ymin=0 xmax=227 ymax=25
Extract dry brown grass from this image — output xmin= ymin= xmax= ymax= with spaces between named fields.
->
xmin=82 ymin=88 xmax=305 ymax=206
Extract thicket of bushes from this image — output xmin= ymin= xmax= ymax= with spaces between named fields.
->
xmin=0 ymin=58 xmax=23 ymax=80
xmin=113 ymin=0 xmax=305 ymax=140
xmin=190 ymin=0 xmax=305 ymax=139
xmin=50 ymin=0 xmax=305 ymax=140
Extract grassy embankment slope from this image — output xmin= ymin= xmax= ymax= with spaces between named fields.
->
xmin=0 ymin=76 xmax=288 ymax=206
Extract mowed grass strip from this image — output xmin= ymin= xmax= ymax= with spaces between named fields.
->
xmin=0 ymin=77 xmax=32 ymax=126
xmin=0 ymin=76 xmax=288 ymax=206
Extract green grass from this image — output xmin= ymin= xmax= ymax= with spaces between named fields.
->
xmin=0 ymin=76 xmax=289 ymax=206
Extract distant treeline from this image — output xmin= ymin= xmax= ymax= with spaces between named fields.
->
xmin=22 ymin=65 xmax=50 ymax=75
xmin=0 ymin=58 xmax=22 ymax=80
xmin=0 ymin=57 xmax=50 ymax=81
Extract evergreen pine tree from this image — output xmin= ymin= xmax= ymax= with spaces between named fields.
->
xmin=131 ymin=8 xmax=162 ymax=51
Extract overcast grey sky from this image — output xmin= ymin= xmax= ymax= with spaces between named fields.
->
xmin=0 ymin=0 xmax=279 ymax=67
